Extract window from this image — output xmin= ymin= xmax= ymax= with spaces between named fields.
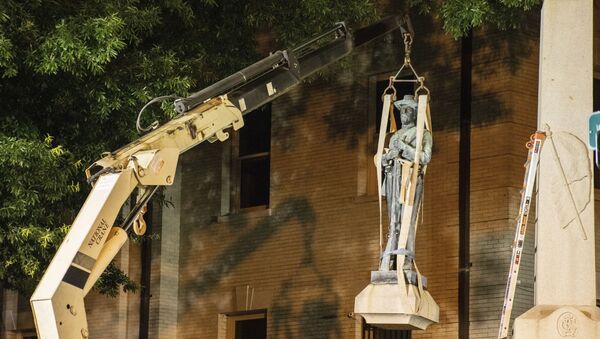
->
xmin=361 ymin=319 xmax=411 ymax=339
xmin=219 ymin=310 xmax=267 ymax=339
xmin=359 ymin=74 xmax=415 ymax=196
xmin=235 ymin=317 xmax=266 ymax=339
xmin=222 ymin=104 xmax=271 ymax=215
xmin=236 ymin=104 xmax=271 ymax=210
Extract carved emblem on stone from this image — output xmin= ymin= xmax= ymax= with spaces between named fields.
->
xmin=545 ymin=130 xmax=592 ymax=240
xmin=556 ymin=312 xmax=577 ymax=337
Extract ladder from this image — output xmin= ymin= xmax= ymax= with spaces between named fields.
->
xmin=498 ymin=131 xmax=546 ymax=339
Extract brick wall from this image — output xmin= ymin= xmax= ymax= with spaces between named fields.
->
xmin=165 ymin=12 xmax=549 ymax=339
xmin=467 ymin=19 xmax=540 ymax=338
xmin=87 ymin=239 xmax=142 ymax=339
xmin=170 ymin=12 xmax=465 ymax=339
xmin=77 ymin=7 xmax=600 ymax=339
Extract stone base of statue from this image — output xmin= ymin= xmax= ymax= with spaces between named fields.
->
xmin=513 ymin=305 xmax=600 ymax=338
xmin=354 ymin=270 xmax=439 ymax=330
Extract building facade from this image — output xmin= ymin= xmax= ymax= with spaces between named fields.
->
xmin=4 ymin=4 xmax=600 ymax=339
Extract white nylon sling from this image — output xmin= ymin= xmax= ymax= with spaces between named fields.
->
xmin=375 ymin=94 xmax=393 ymax=255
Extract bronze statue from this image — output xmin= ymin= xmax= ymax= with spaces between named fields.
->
xmin=380 ymin=94 xmax=432 ymax=272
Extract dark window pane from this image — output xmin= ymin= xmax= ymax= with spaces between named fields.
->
xmin=240 ymin=156 xmax=270 ymax=208
xmin=239 ymin=104 xmax=271 ymax=157
xmin=375 ymin=78 xmax=415 ymax=132
xmin=235 ymin=318 xmax=266 ymax=339
xmin=363 ymin=319 xmax=411 ymax=339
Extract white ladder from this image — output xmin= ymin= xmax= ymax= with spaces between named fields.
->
xmin=498 ymin=131 xmax=546 ymax=339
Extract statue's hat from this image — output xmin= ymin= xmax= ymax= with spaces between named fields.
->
xmin=394 ymin=94 xmax=417 ymax=111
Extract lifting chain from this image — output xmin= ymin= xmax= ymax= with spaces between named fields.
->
xmin=387 ymin=31 xmax=430 ymax=98
xmin=403 ymin=32 xmax=413 ymax=65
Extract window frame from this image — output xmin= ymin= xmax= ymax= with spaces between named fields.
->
xmin=358 ymin=317 xmax=411 ymax=339
xmin=219 ymin=309 xmax=267 ymax=339
xmin=221 ymin=104 xmax=272 ymax=217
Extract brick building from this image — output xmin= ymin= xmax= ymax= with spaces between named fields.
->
xmin=4 ymin=4 xmax=600 ymax=339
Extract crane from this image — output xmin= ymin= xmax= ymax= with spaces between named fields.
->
xmin=29 ymin=15 xmax=411 ymax=339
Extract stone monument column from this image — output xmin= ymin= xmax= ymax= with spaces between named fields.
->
xmin=513 ymin=0 xmax=600 ymax=337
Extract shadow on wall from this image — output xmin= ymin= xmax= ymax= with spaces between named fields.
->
xmin=271 ymin=272 xmax=343 ymax=339
xmin=180 ymin=196 xmax=346 ymax=338
xmin=183 ymin=198 xmax=316 ymax=299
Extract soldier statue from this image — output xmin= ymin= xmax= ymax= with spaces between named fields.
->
xmin=380 ymin=94 xmax=432 ymax=272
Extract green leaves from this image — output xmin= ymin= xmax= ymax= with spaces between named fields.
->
xmin=32 ymin=14 xmax=126 ymax=76
xmin=433 ymin=0 xmax=542 ymax=38
xmin=0 ymin=33 xmax=17 ymax=78
xmin=0 ymin=10 xmax=17 ymax=78
xmin=440 ymin=0 xmax=488 ymax=38
xmin=94 ymin=262 xmax=139 ymax=297
xmin=0 ymin=132 xmax=77 ymax=292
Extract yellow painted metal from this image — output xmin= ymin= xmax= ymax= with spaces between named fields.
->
xmin=132 ymin=206 xmax=148 ymax=236
xmin=83 ymin=227 xmax=128 ymax=295
xmin=31 ymin=170 xmax=137 ymax=339
xmin=91 ymin=96 xmax=243 ymax=175
xmin=128 ymin=148 xmax=179 ymax=186
xmin=32 ymin=97 xmax=245 ymax=339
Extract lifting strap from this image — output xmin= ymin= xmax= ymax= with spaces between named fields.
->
xmin=375 ymin=94 xmax=394 ymax=256
xmin=395 ymin=94 xmax=429 ymax=289
xmin=389 ymin=104 xmax=398 ymax=133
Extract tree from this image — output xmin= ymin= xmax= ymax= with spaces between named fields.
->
xmin=0 ymin=0 xmax=379 ymax=296
xmin=410 ymin=0 xmax=541 ymax=38
xmin=0 ymin=0 xmax=540 ymax=296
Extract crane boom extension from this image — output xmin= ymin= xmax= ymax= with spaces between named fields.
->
xmin=30 ymin=16 xmax=409 ymax=339
xmin=175 ymin=16 xmax=408 ymax=114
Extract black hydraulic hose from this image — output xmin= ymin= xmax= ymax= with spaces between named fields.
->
xmin=173 ymin=16 xmax=409 ymax=115
xmin=291 ymin=23 xmax=347 ymax=58
xmin=123 ymin=186 xmax=159 ymax=232
xmin=174 ymin=51 xmax=288 ymax=113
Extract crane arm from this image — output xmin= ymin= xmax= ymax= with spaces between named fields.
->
xmin=30 ymin=97 xmax=243 ymax=339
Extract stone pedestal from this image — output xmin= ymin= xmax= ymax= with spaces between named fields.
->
xmin=513 ymin=0 xmax=597 ymax=337
xmin=356 ymin=255 xmax=439 ymax=330
xmin=515 ymin=306 xmax=600 ymax=338
xmin=354 ymin=278 xmax=439 ymax=330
